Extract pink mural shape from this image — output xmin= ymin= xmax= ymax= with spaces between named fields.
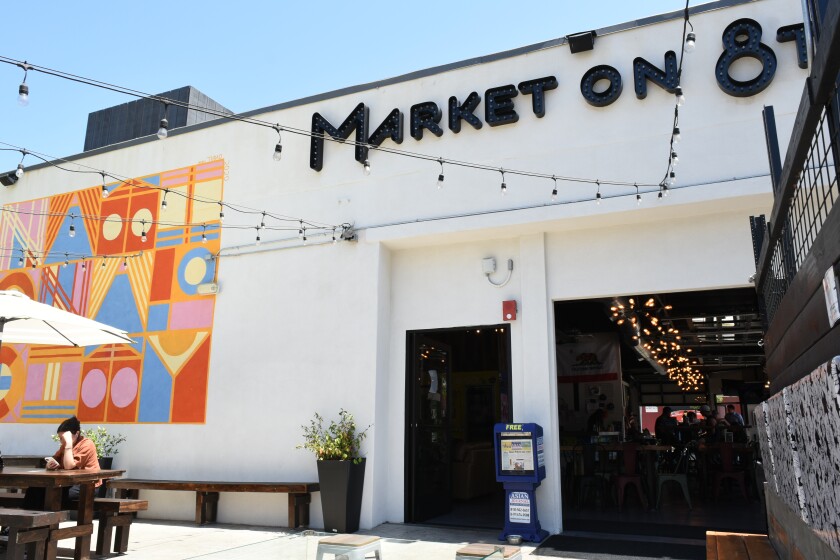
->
xmin=81 ymin=369 xmax=107 ymax=408
xmin=110 ymin=367 xmax=138 ymax=408
xmin=58 ymin=362 xmax=81 ymax=401
xmin=170 ymin=299 xmax=214 ymax=330
xmin=24 ymin=363 xmax=46 ymax=401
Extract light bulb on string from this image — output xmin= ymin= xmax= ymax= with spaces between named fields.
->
xmin=363 ymin=159 xmax=371 ymax=175
xmin=437 ymin=158 xmax=445 ymax=189
xmin=302 ymin=228 xmax=307 ymax=245
xmin=551 ymin=176 xmax=558 ymax=202
xmin=218 ymin=202 xmax=225 ymax=222
xmin=101 ymin=172 xmax=109 ymax=198
xmin=684 ymin=32 xmax=696 ymax=53
xmin=675 ymin=87 xmax=685 ymax=106
xmin=668 ymin=171 xmax=676 ymax=187
xmin=69 ymin=222 xmax=76 ymax=238
xmin=123 ymin=257 xmax=128 ymax=270
xmin=161 ymin=189 xmax=168 ymax=211
xmin=259 ymin=212 xmax=266 ymax=230
xmin=15 ymin=163 xmax=24 ymax=178
xmin=140 ymin=220 xmax=147 ymax=243
xmin=332 ymin=228 xmax=337 ymax=244
xmin=63 ymin=254 xmax=69 ymax=268
xmin=201 ymin=225 xmax=207 ymax=243
xmin=157 ymin=103 xmax=169 ymax=140
xmin=101 ymin=256 xmax=107 ymax=268
xmin=673 ymin=127 xmax=681 ymax=143
xmin=81 ymin=257 xmax=86 ymax=271
xmin=298 ymin=221 xmax=304 ymax=239
xmin=596 ymin=181 xmax=602 ymax=205
xmin=17 ymin=251 xmax=23 ymax=267
xmin=255 ymin=228 xmax=261 ymax=246
xmin=500 ymin=169 xmax=507 ymax=195
xmin=273 ymin=126 xmax=283 ymax=161
xmin=635 ymin=184 xmax=641 ymax=205
xmin=17 ymin=63 xmax=30 ymax=106
xmin=671 ymin=151 xmax=679 ymax=166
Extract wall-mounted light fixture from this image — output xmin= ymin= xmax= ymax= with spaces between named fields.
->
xmin=566 ymin=30 xmax=596 ymax=54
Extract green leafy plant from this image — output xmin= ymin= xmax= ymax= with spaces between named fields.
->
xmin=298 ymin=409 xmax=369 ymax=464
xmin=52 ymin=426 xmax=126 ymax=457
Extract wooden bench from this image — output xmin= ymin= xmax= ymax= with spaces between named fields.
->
xmin=455 ymin=543 xmax=522 ymax=559
xmin=706 ymin=531 xmax=780 ymax=559
xmin=108 ymin=479 xmax=319 ymax=527
xmin=94 ymin=497 xmax=148 ymax=555
xmin=0 ymin=490 xmax=25 ymax=507
xmin=0 ymin=507 xmax=68 ymax=560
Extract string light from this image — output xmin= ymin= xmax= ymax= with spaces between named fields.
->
xmin=302 ymin=229 xmax=307 ymax=244
xmin=363 ymin=159 xmax=371 ymax=175
xmin=671 ymin=151 xmax=679 ymax=167
xmin=122 ymin=256 xmax=128 ymax=270
xmin=685 ymin=32 xmax=696 ymax=53
xmin=17 ymin=62 xmax=30 ymax=107
xmin=17 ymin=249 xmax=23 ymax=267
xmin=160 ymin=189 xmax=168 ymax=210
xmin=551 ymin=176 xmax=558 ymax=202
xmin=81 ymin=256 xmax=86 ymax=271
xmin=635 ymin=184 xmax=641 ymax=205
xmin=255 ymin=227 xmax=261 ymax=246
xmin=140 ymin=220 xmax=147 ymax=242
xmin=0 ymin=56 xmax=676 ymax=200
xmin=437 ymin=158 xmax=444 ymax=189
xmin=201 ymin=224 xmax=207 ymax=243
xmin=500 ymin=169 xmax=507 ymax=195
xmin=298 ymin=220 xmax=304 ymax=239
xmin=673 ymin=127 xmax=681 ymax=143
xmin=596 ymin=181 xmax=601 ymax=205
xmin=331 ymin=227 xmax=337 ymax=244
xmin=63 ymin=253 xmax=69 ymax=268
xmin=101 ymin=172 xmax=109 ymax=198
xmin=157 ymin=102 xmax=169 ymax=140
xmin=101 ymin=256 xmax=106 ymax=268
xmin=259 ymin=212 xmax=266 ymax=230
xmin=273 ymin=126 xmax=283 ymax=161
xmin=218 ymin=202 xmax=225 ymax=222
xmin=68 ymin=215 xmax=76 ymax=238
xmin=675 ymin=87 xmax=686 ymax=106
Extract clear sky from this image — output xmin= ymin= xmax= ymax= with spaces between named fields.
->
xmin=0 ymin=1 xmax=696 ymax=171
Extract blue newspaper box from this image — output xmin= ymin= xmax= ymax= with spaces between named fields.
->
xmin=493 ymin=423 xmax=548 ymax=543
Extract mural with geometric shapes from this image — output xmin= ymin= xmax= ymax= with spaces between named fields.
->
xmin=0 ymin=160 xmax=223 ymax=423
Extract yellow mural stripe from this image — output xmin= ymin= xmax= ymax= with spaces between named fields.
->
xmin=77 ymin=187 xmax=103 ymax=246
xmin=28 ymin=346 xmax=86 ymax=361
xmin=88 ymin=257 xmax=122 ymax=319
xmin=148 ymin=332 xmax=209 ymax=378
xmin=127 ymin=251 xmax=155 ymax=328
xmin=42 ymin=366 xmax=52 ymax=401
xmin=50 ymin=363 xmax=60 ymax=400
xmin=22 ymin=400 xmax=76 ymax=410
xmin=45 ymin=194 xmax=72 ymax=252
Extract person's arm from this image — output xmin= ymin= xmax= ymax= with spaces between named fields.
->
xmin=59 ymin=431 xmax=78 ymax=469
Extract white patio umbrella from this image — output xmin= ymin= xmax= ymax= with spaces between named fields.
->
xmin=0 ymin=290 xmax=133 ymax=349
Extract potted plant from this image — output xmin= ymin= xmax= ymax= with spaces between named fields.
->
xmin=298 ymin=409 xmax=369 ymax=533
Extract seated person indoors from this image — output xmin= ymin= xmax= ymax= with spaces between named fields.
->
xmin=699 ymin=405 xmax=729 ymax=442
xmin=725 ymin=404 xmax=745 ymax=426
xmin=23 ymin=415 xmax=100 ymax=510
xmin=654 ymin=406 xmax=679 ymax=443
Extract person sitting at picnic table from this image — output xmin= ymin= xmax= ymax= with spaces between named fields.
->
xmin=23 ymin=415 xmax=100 ymax=510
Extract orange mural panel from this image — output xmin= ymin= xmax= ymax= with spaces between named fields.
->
xmin=96 ymin=197 xmax=131 ymax=256
xmin=105 ymin=358 xmax=141 ymax=422
xmin=171 ymin=335 xmax=211 ymax=423
xmin=124 ymin=191 xmax=159 ymax=253
xmin=77 ymin=362 xmax=108 ymax=422
xmin=150 ymin=249 xmax=175 ymax=301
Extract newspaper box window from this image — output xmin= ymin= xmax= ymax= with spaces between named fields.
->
xmin=493 ymin=423 xmax=548 ymax=543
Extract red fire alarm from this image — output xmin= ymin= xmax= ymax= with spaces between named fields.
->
xmin=503 ymin=300 xmax=517 ymax=321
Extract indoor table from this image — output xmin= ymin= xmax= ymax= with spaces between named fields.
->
xmin=0 ymin=466 xmax=125 ymax=560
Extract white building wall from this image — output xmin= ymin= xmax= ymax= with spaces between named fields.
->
xmin=0 ymin=0 xmax=808 ymax=531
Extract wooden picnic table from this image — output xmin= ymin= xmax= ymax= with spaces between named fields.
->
xmin=0 ymin=466 xmax=125 ymax=560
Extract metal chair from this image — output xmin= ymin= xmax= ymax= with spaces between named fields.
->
xmin=656 ymin=445 xmax=692 ymax=510
xmin=614 ymin=443 xmax=648 ymax=510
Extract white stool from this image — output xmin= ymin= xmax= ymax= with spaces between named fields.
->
xmin=455 ymin=543 xmax=522 ymax=560
xmin=316 ymin=534 xmax=382 ymax=560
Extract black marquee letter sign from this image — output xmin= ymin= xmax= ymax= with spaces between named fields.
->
xmin=517 ymin=76 xmax=558 ymax=118
xmin=485 ymin=85 xmax=519 ymax=127
xmin=368 ymin=109 xmax=404 ymax=147
xmin=410 ymin=102 xmax=444 ymax=140
xmin=633 ymin=51 xmax=679 ymax=99
xmin=449 ymin=92 xmax=483 ymax=133
xmin=776 ymin=23 xmax=808 ymax=69
xmin=310 ymin=103 xmax=369 ymax=171
xmin=715 ymin=18 xmax=777 ymax=97
xmin=580 ymin=65 xmax=623 ymax=107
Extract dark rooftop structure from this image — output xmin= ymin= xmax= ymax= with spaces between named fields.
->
xmin=83 ymin=86 xmax=230 ymax=151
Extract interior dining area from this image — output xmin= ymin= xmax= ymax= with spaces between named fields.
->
xmin=554 ymin=288 xmax=769 ymax=538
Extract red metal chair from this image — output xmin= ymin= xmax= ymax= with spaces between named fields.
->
xmin=614 ymin=443 xmax=648 ymax=511
xmin=712 ymin=443 xmax=748 ymax=502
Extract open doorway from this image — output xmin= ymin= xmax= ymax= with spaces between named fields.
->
xmin=405 ymin=325 xmax=512 ymax=528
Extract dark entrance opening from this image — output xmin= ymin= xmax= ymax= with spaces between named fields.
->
xmin=554 ymin=287 xmax=768 ymax=538
xmin=405 ymin=325 xmax=512 ymax=528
